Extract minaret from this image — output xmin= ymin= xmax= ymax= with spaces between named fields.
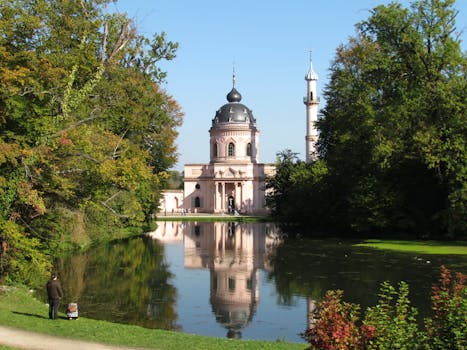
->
xmin=304 ymin=51 xmax=319 ymax=163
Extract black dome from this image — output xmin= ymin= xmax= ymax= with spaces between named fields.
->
xmin=227 ymin=87 xmax=242 ymax=102
xmin=212 ymin=87 xmax=256 ymax=125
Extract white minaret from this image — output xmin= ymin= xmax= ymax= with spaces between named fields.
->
xmin=304 ymin=51 xmax=319 ymax=163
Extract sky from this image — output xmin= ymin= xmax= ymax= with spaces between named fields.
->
xmin=113 ymin=0 xmax=466 ymax=171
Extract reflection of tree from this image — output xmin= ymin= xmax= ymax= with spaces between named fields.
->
xmin=54 ymin=236 xmax=179 ymax=330
xmin=269 ymin=239 xmax=399 ymax=309
xmin=267 ymin=238 xmax=464 ymax=320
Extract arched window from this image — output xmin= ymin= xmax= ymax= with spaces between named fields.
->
xmin=213 ymin=143 xmax=218 ymax=157
xmin=246 ymin=143 xmax=252 ymax=156
xmin=228 ymin=277 xmax=236 ymax=291
xmin=228 ymin=142 xmax=235 ymax=156
xmin=194 ymin=196 xmax=201 ymax=208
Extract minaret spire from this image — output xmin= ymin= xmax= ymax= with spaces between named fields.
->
xmin=304 ymin=51 xmax=319 ymax=162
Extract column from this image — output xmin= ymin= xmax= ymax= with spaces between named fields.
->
xmin=221 ymin=182 xmax=225 ymax=212
xmin=235 ymin=182 xmax=240 ymax=212
xmin=240 ymin=182 xmax=244 ymax=212
xmin=214 ymin=182 xmax=218 ymax=213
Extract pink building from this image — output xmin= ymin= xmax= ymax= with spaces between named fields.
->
xmin=182 ymin=77 xmax=275 ymax=215
xmin=161 ymin=57 xmax=319 ymax=215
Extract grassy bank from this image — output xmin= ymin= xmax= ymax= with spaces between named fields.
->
xmin=156 ymin=215 xmax=271 ymax=223
xmin=0 ymin=286 xmax=304 ymax=350
xmin=355 ymin=239 xmax=467 ymax=255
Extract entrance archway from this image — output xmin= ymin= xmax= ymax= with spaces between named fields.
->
xmin=227 ymin=196 xmax=235 ymax=214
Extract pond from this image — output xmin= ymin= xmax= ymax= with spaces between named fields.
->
xmin=49 ymin=221 xmax=467 ymax=343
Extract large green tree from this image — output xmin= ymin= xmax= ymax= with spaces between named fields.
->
xmin=0 ymin=0 xmax=182 ymax=284
xmin=267 ymin=0 xmax=466 ymax=238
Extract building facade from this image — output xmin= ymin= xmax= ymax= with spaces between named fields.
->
xmin=166 ymin=75 xmax=275 ymax=215
xmin=160 ymin=58 xmax=319 ymax=215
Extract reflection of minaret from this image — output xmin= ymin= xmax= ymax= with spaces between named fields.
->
xmin=307 ymin=297 xmax=318 ymax=329
xmin=304 ymin=50 xmax=319 ymax=163
xmin=183 ymin=221 xmax=282 ymax=339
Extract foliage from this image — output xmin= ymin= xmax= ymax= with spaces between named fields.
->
xmin=265 ymin=150 xmax=330 ymax=230
xmin=0 ymin=220 xmax=50 ymax=286
xmin=301 ymin=266 xmax=467 ymax=350
xmin=266 ymin=0 xmax=466 ymax=238
xmin=425 ymin=266 xmax=467 ymax=349
xmin=163 ymin=170 xmax=184 ymax=190
xmin=363 ymin=282 xmax=421 ymax=349
xmin=0 ymin=0 xmax=183 ymax=285
xmin=301 ymin=290 xmax=373 ymax=350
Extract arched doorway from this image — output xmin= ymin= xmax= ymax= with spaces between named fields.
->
xmin=227 ymin=196 xmax=235 ymax=214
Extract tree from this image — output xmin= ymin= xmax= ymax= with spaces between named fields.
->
xmin=267 ymin=0 xmax=466 ymax=237
xmin=0 ymin=0 xmax=182 ymax=284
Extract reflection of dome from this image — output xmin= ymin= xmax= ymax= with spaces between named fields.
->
xmin=212 ymin=87 xmax=256 ymax=125
xmin=210 ymin=299 xmax=256 ymax=339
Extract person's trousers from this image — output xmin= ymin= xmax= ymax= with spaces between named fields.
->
xmin=48 ymin=299 xmax=60 ymax=319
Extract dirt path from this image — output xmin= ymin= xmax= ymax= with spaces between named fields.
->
xmin=0 ymin=326 xmax=149 ymax=350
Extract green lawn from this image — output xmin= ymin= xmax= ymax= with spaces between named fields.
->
xmin=156 ymin=216 xmax=270 ymax=223
xmin=0 ymin=286 xmax=304 ymax=350
xmin=355 ymin=240 xmax=467 ymax=255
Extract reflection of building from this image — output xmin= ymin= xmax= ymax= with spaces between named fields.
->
xmin=148 ymin=221 xmax=185 ymax=242
xmin=149 ymin=221 xmax=282 ymax=338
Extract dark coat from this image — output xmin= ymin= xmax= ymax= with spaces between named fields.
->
xmin=46 ymin=279 xmax=63 ymax=300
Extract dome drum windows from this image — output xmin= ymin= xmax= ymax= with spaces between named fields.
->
xmin=228 ymin=142 xmax=235 ymax=157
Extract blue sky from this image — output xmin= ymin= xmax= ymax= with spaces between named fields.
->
xmin=114 ymin=0 xmax=466 ymax=171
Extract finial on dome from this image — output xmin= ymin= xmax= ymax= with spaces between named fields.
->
xmin=227 ymin=65 xmax=242 ymax=102
xmin=232 ymin=64 xmax=236 ymax=88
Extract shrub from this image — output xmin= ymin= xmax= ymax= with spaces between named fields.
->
xmin=302 ymin=267 xmax=466 ymax=350
xmin=301 ymin=290 xmax=374 ymax=350
xmin=363 ymin=281 xmax=422 ymax=349
xmin=425 ymin=266 xmax=467 ymax=349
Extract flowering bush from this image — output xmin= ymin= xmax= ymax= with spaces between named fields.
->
xmin=301 ymin=290 xmax=374 ymax=350
xmin=302 ymin=267 xmax=466 ymax=350
xmin=425 ymin=266 xmax=466 ymax=349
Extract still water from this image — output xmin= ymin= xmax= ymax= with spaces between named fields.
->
xmin=52 ymin=221 xmax=467 ymax=343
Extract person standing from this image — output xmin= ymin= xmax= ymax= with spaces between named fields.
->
xmin=46 ymin=273 xmax=63 ymax=320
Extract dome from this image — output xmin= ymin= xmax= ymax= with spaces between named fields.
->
xmin=212 ymin=87 xmax=256 ymax=125
xmin=211 ymin=300 xmax=256 ymax=339
xmin=227 ymin=87 xmax=242 ymax=102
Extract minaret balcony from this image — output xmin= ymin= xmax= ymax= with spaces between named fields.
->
xmin=303 ymin=96 xmax=320 ymax=104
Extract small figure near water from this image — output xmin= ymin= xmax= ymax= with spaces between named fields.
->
xmin=46 ymin=273 xmax=63 ymax=320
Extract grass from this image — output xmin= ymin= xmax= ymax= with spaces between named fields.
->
xmin=355 ymin=239 xmax=467 ymax=255
xmin=0 ymin=286 xmax=304 ymax=350
xmin=156 ymin=215 xmax=271 ymax=223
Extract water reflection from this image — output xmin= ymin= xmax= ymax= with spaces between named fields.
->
xmin=148 ymin=221 xmax=283 ymax=338
xmin=45 ymin=222 xmax=467 ymax=343
xmin=41 ymin=235 xmax=179 ymax=330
